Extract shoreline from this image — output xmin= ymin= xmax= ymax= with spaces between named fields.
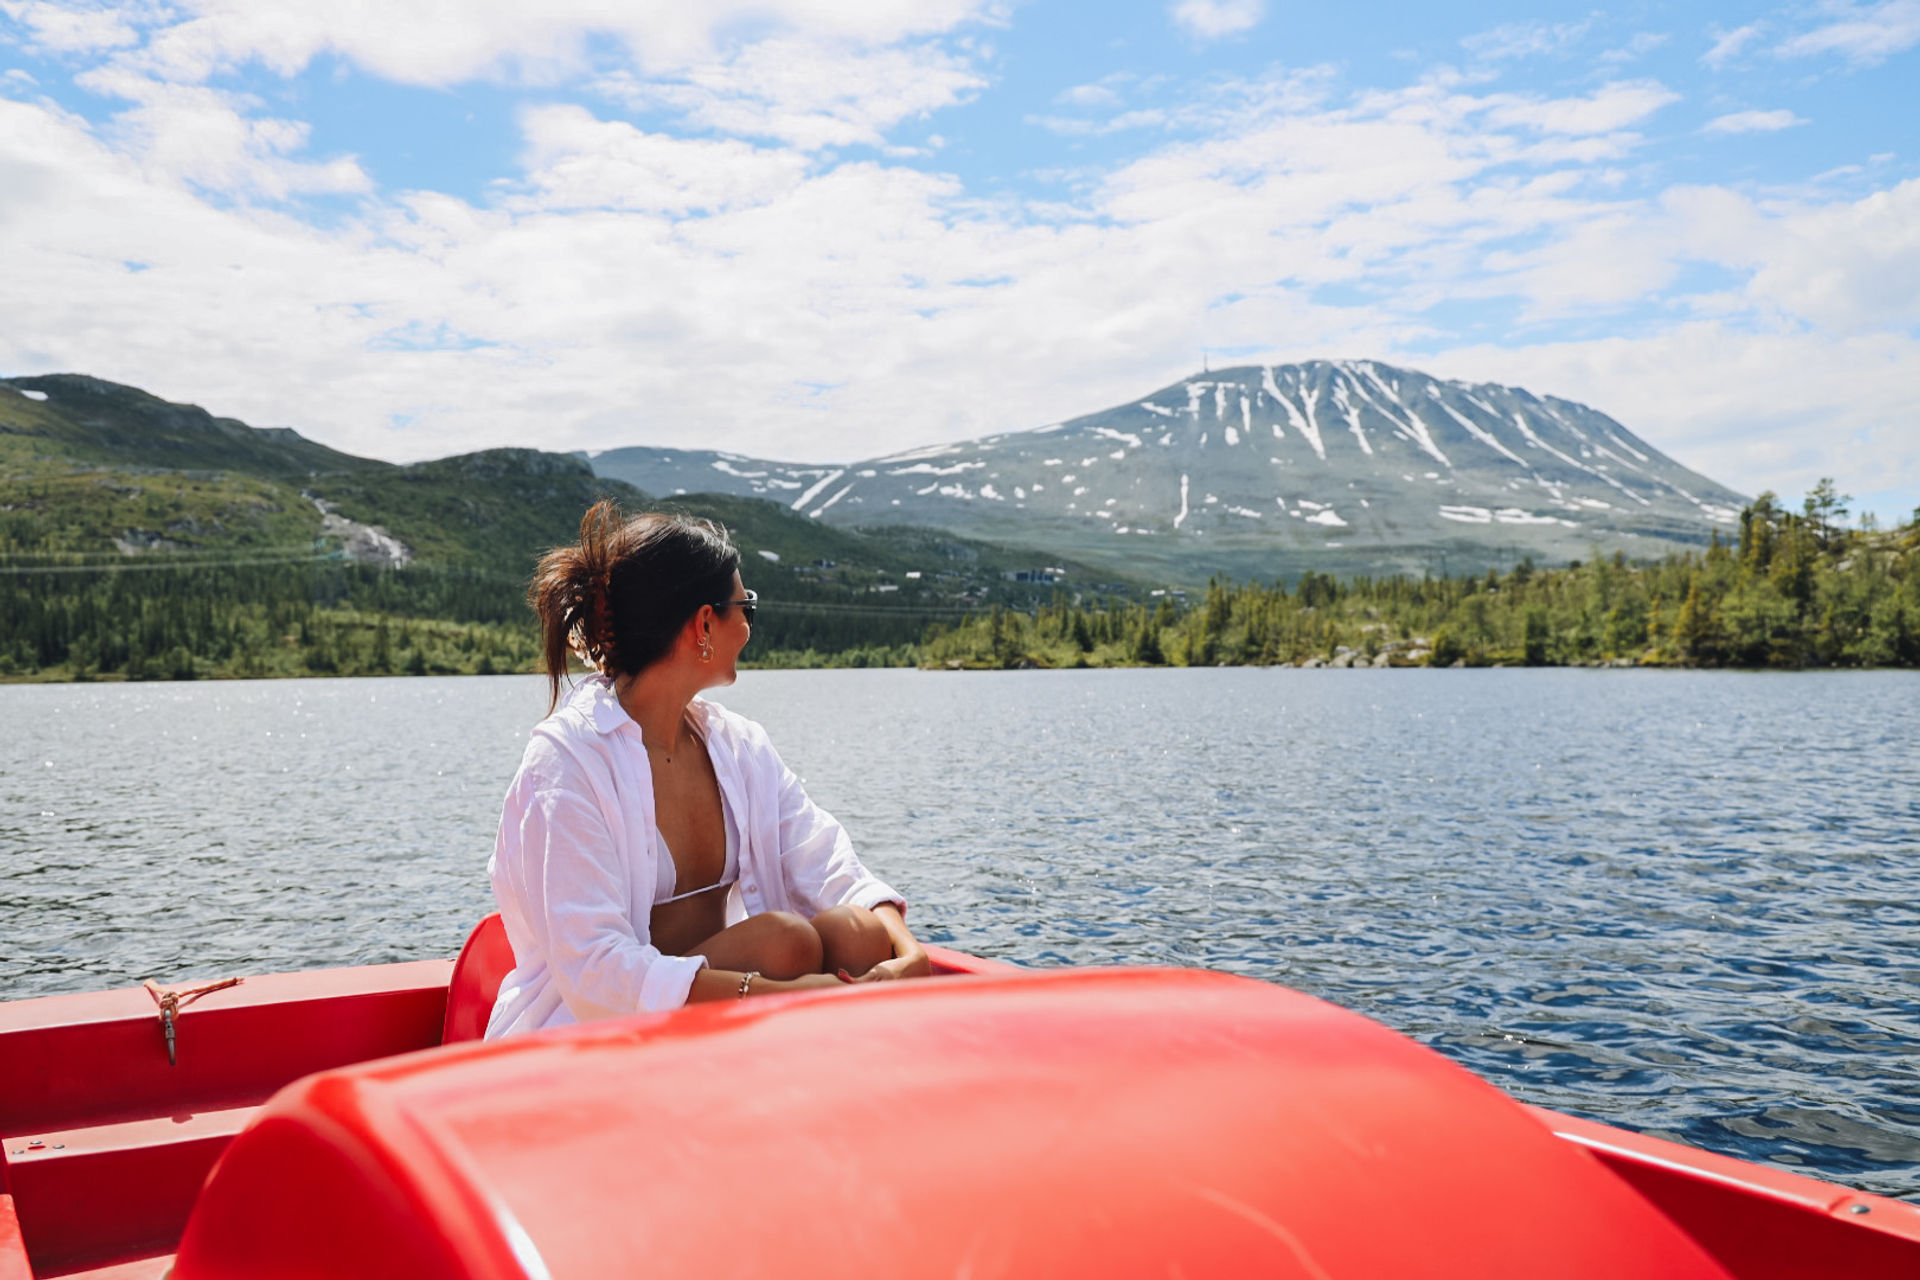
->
xmin=5 ymin=656 xmax=1914 ymax=686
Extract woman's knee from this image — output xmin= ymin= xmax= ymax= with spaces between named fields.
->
xmin=752 ymin=910 xmax=824 ymax=979
xmin=812 ymin=905 xmax=891 ymax=976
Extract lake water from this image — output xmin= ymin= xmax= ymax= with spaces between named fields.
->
xmin=2 ymin=668 xmax=1916 ymax=1199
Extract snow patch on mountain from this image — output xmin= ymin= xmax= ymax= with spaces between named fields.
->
xmin=791 ymin=470 xmax=844 ymax=511
xmin=584 ymin=358 xmax=1750 ymax=577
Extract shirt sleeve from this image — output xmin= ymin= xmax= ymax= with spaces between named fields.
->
xmin=504 ymin=780 xmax=708 ymax=1018
xmin=770 ymin=747 xmax=906 ymax=919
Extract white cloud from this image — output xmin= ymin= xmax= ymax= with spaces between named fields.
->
xmin=1056 ymin=81 xmax=1122 ymax=108
xmin=1600 ymin=31 xmax=1669 ymax=64
xmin=1168 ymin=0 xmax=1263 ymax=41
xmin=590 ymin=37 xmax=987 ymax=151
xmin=85 ymin=0 xmax=1003 ymax=87
xmin=1 ymin=10 xmax=1915 ymax=522
xmin=1476 ymin=210 xmax=1685 ymax=316
xmin=1776 ymin=0 xmax=1920 ymax=65
xmin=1703 ymin=108 xmax=1808 ymax=134
xmin=1 ymin=0 xmax=146 ymax=53
xmin=1735 ymin=177 xmax=1920 ymax=333
xmin=1460 ymin=17 xmax=1595 ymax=61
xmin=1030 ymin=107 xmax=1168 ymax=137
xmin=15 ymin=1 xmax=1003 ymax=158
xmin=71 ymin=66 xmax=371 ymax=198
xmin=1429 ymin=325 xmax=1920 ymax=512
xmin=508 ymin=105 xmax=809 ymax=214
xmin=1479 ymin=80 xmax=1680 ymax=136
xmin=1701 ymin=22 xmax=1763 ymax=67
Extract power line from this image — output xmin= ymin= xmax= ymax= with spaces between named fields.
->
xmin=0 ymin=552 xmax=524 ymax=582
xmin=768 ymin=599 xmax=982 ymax=617
xmin=0 ymin=552 xmax=339 ymax=576
xmin=0 ymin=555 xmax=1001 ymax=617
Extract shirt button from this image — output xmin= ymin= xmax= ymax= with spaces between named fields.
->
xmin=744 ymin=882 xmax=756 ymax=893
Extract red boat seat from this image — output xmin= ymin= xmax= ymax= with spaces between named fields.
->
xmin=175 ymin=969 xmax=1744 ymax=1280
xmin=440 ymin=914 xmax=515 ymax=1045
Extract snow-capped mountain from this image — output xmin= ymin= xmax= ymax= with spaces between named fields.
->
xmin=584 ymin=445 xmax=839 ymax=506
xmin=588 ymin=360 xmax=1748 ymax=581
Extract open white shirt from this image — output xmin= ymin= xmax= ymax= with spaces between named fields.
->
xmin=485 ymin=676 xmax=904 ymax=1037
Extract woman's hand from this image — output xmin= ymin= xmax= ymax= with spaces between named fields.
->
xmin=764 ymin=972 xmax=852 ymax=994
xmin=842 ymin=948 xmax=930 ymax=983
xmin=860 ymin=904 xmax=931 ymax=981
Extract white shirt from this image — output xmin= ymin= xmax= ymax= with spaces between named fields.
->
xmin=485 ymin=676 xmax=905 ymax=1037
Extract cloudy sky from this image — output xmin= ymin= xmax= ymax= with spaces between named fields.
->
xmin=2 ymin=1 xmax=1916 ymax=521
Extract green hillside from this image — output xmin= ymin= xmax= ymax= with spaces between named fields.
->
xmin=2 ymin=374 xmax=382 ymax=478
xmin=311 ymin=448 xmax=644 ymax=568
xmin=15 ymin=374 xmax=1902 ymax=680
xmin=0 ymin=376 xmax=1138 ymax=680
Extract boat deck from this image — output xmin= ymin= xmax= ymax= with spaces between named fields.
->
xmin=0 ymin=961 xmax=452 ymax=1278
xmin=2 ymin=941 xmax=1916 ymax=1278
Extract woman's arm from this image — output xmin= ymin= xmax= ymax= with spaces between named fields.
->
xmin=495 ymin=746 xmax=709 ymax=1020
xmin=765 ymin=746 xmax=910 ymax=918
xmin=676 ymin=903 xmax=928 ymax=999
xmin=848 ymin=903 xmax=930 ymax=981
xmin=683 ymin=968 xmax=847 ymax=1002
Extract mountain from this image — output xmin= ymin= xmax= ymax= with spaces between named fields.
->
xmin=586 ymin=445 xmax=838 ymax=506
xmin=585 ymin=360 xmax=1749 ymax=582
xmin=4 ymin=360 xmax=1752 ymax=591
xmin=1 ymin=373 xmax=385 ymax=479
xmin=0 ymin=375 xmax=1127 ymax=657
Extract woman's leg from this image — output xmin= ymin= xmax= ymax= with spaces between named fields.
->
xmin=686 ymin=911 xmax=822 ymax=980
xmin=811 ymin=905 xmax=893 ymax=978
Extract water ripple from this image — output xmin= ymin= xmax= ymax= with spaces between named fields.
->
xmin=2 ymin=668 xmax=1916 ymax=1198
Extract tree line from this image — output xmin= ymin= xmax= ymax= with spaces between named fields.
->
xmin=3 ymin=483 xmax=1914 ymax=680
xmin=919 ymin=483 xmax=1920 ymax=671
xmin=0 ymin=559 xmax=538 ymax=681
xmin=0 ymin=553 xmax=953 ymax=681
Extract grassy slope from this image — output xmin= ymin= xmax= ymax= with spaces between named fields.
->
xmin=310 ymin=449 xmax=648 ymax=570
xmin=3 ymin=376 xmax=1131 ymax=589
xmin=2 ymin=375 xmax=381 ymax=478
xmin=1 ymin=376 xmax=1149 ymax=680
xmin=1 ymin=380 xmax=331 ymax=559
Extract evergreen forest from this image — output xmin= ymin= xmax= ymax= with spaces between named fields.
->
xmin=2 ymin=483 xmax=1915 ymax=680
xmin=922 ymin=484 xmax=1920 ymax=671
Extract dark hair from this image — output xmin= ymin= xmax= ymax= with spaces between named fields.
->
xmin=529 ymin=500 xmax=741 ymax=712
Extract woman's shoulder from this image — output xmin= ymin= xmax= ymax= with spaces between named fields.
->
xmin=508 ymin=731 xmax=596 ymax=797
xmin=693 ymin=697 xmax=775 ymax=752
xmin=513 ymin=678 xmax=626 ymax=789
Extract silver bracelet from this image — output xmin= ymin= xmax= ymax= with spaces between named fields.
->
xmin=737 ymin=970 xmax=757 ymax=999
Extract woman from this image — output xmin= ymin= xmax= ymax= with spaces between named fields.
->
xmin=485 ymin=501 xmax=929 ymax=1038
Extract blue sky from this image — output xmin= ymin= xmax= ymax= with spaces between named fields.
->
xmin=2 ymin=0 xmax=1916 ymax=522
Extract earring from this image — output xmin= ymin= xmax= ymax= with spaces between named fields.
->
xmin=699 ymin=638 xmax=713 ymax=662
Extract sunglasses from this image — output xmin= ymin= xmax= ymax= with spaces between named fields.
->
xmin=713 ymin=588 xmax=758 ymax=625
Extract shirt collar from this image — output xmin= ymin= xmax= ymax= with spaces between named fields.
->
xmin=570 ymin=674 xmax=631 ymax=736
xmin=571 ymin=675 xmax=724 ymax=741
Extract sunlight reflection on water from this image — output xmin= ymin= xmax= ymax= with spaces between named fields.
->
xmin=2 ymin=667 xmax=1916 ymax=1197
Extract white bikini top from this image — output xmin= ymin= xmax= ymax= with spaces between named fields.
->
xmin=652 ymin=721 xmax=741 ymax=907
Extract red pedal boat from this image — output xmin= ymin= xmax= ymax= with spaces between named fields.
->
xmin=2 ymin=916 xmax=1915 ymax=1278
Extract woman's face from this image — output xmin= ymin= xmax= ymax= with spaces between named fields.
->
xmin=705 ymin=570 xmax=752 ymax=686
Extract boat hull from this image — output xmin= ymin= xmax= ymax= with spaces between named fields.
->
xmin=2 ymin=941 xmax=1915 ymax=1278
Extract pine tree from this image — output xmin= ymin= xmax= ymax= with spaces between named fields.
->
xmin=1523 ymin=609 xmax=1550 ymax=666
xmin=1133 ymin=617 xmax=1165 ymax=665
xmin=1674 ymin=577 xmax=1720 ymax=662
xmin=372 ymin=615 xmax=394 ymax=673
xmin=1069 ymin=609 xmax=1094 ymax=653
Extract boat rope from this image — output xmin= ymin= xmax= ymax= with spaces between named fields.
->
xmin=142 ymin=977 xmax=243 ymax=1067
